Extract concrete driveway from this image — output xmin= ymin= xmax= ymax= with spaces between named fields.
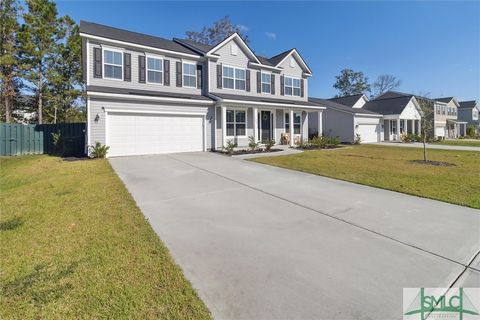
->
xmin=110 ymin=152 xmax=480 ymax=320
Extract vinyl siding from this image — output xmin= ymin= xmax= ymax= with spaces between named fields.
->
xmin=88 ymin=97 xmax=212 ymax=149
xmin=88 ymin=40 xmax=204 ymax=96
xmin=322 ymin=108 xmax=355 ymax=142
xmin=208 ymin=38 xmax=308 ymax=101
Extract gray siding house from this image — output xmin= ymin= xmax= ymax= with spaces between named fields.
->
xmin=458 ymin=100 xmax=480 ymax=134
xmin=80 ymin=21 xmax=324 ymax=157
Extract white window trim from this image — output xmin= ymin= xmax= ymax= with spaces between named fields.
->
xmin=284 ymin=76 xmax=301 ymax=97
xmin=222 ymin=64 xmax=246 ymax=91
xmin=293 ymin=111 xmax=302 ymax=134
xmin=102 ymin=47 xmax=124 ymax=81
xmin=182 ymin=61 xmax=197 ymax=88
xmin=261 ymin=72 xmax=271 ymax=94
xmin=226 ymin=108 xmax=248 ymax=138
xmin=146 ymin=54 xmax=164 ymax=85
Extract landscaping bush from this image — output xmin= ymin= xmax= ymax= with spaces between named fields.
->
xmin=264 ymin=139 xmax=276 ymax=151
xmin=248 ymin=136 xmax=261 ymax=151
xmin=354 ymin=134 xmax=361 ymax=145
xmin=89 ymin=142 xmax=110 ymax=158
xmin=466 ymin=125 xmax=476 ymax=138
xmin=224 ymin=140 xmax=237 ymax=155
xmin=297 ymin=136 xmax=340 ymax=150
xmin=310 ymin=136 xmax=327 ymax=149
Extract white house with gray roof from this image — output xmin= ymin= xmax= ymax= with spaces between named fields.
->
xmin=80 ymin=21 xmax=324 ymax=157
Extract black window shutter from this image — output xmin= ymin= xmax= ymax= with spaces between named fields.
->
xmin=196 ymin=64 xmax=202 ymax=89
xmin=164 ymin=60 xmax=170 ymax=85
xmin=301 ymin=79 xmax=305 ymax=97
xmin=176 ymin=61 xmax=182 ymax=87
xmin=246 ymin=70 xmax=250 ymax=92
xmin=216 ymin=64 xmax=222 ymax=89
xmin=256 ymin=71 xmax=261 ymax=93
xmin=93 ymin=47 xmax=102 ymax=78
xmin=280 ymin=75 xmax=284 ymax=96
xmin=138 ymin=55 xmax=146 ymax=83
xmin=271 ymin=74 xmax=275 ymax=95
xmin=124 ymin=53 xmax=131 ymax=81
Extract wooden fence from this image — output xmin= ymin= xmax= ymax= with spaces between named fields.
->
xmin=0 ymin=123 xmax=86 ymax=156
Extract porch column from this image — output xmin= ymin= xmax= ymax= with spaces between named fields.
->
xmin=253 ymin=107 xmax=258 ymax=142
xmin=397 ymin=118 xmax=401 ymax=141
xmin=302 ymin=111 xmax=309 ymax=141
xmin=221 ymin=105 xmax=226 ymax=148
xmin=318 ymin=111 xmax=323 ymax=136
xmin=289 ymin=109 xmax=294 ymax=147
xmin=412 ymin=120 xmax=416 ymax=134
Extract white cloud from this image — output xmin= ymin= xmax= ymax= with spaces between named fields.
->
xmin=265 ymin=32 xmax=276 ymax=40
xmin=237 ymin=24 xmax=249 ymax=32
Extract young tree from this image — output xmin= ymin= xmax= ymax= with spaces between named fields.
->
xmin=186 ymin=16 xmax=249 ymax=45
xmin=371 ymin=74 xmax=401 ymax=98
xmin=333 ymin=69 xmax=370 ymax=97
xmin=417 ymin=97 xmax=434 ymax=162
xmin=18 ymin=0 xmax=62 ymax=124
xmin=0 ymin=0 xmax=22 ymax=123
xmin=45 ymin=16 xmax=85 ymax=123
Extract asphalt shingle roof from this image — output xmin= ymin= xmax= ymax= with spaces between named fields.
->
xmin=211 ymin=93 xmax=317 ymax=107
xmin=79 ymin=21 xmax=200 ymax=56
xmin=87 ymin=86 xmax=213 ymax=101
xmin=362 ymin=96 xmax=413 ymax=115
xmin=268 ymin=49 xmax=293 ymax=66
xmin=459 ymin=101 xmax=477 ymax=109
xmin=309 ymin=97 xmax=381 ymax=115
xmin=435 ymin=97 xmax=454 ymax=103
xmin=172 ymin=38 xmax=214 ymax=54
xmin=328 ymin=94 xmax=365 ymax=107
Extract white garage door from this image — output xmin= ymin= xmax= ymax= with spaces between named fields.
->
xmin=107 ymin=112 xmax=204 ymax=157
xmin=435 ymin=126 xmax=445 ymax=138
xmin=356 ymin=124 xmax=380 ymax=143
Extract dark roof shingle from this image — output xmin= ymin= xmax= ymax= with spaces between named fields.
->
xmin=459 ymin=100 xmax=477 ymax=109
xmin=362 ymin=96 xmax=413 ymax=115
xmin=328 ymin=94 xmax=365 ymax=107
xmin=309 ymin=97 xmax=380 ymax=115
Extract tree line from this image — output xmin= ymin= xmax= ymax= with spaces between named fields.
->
xmin=333 ymin=69 xmax=401 ymax=98
xmin=0 ymin=0 xmax=84 ymax=124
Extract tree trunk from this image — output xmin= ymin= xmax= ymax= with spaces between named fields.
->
xmin=5 ymin=96 xmax=11 ymax=123
xmin=3 ymin=72 xmax=13 ymax=123
xmin=38 ymin=71 xmax=43 ymax=124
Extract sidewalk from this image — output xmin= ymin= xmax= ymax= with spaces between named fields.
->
xmin=377 ymin=142 xmax=480 ymax=152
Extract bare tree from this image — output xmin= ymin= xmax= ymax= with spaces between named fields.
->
xmin=372 ymin=74 xmax=401 ymax=98
xmin=186 ymin=16 xmax=249 ymax=45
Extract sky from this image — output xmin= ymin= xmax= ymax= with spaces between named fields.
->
xmin=57 ymin=1 xmax=480 ymax=101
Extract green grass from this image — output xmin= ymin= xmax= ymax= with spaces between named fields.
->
xmin=434 ymin=139 xmax=480 ymax=147
xmin=251 ymin=145 xmax=480 ymax=209
xmin=0 ymin=155 xmax=211 ymax=320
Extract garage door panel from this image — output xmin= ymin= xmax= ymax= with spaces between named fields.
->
xmin=107 ymin=112 xmax=204 ymax=157
xmin=357 ymin=124 xmax=380 ymax=143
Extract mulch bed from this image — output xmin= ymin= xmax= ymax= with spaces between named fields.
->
xmin=409 ymin=160 xmax=456 ymax=167
xmin=217 ymin=148 xmax=283 ymax=156
xmin=296 ymin=145 xmax=344 ymax=150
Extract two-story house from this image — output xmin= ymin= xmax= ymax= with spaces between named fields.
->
xmin=80 ymin=21 xmax=324 ymax=157
xmin=434 ymin=97 xmax=466 ymax=138
xmin=458 ymin=100 xmax=480 ymax=135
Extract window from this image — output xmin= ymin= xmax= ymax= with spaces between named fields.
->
xmin=284 ymin=112 xmax=290 ymax=131
xmin=390 ymin=120 xmax=397 ymax=134
xmin=147 ymin=56 xmax=162 ymax=84
xmin=294 ymin=112 xmax=301 ymax=134
xmin=261 ymin=73 xmax=271 ymax=93
xmin=223 ymin=66 xmax=246 ymax=90
xmin=284 ymin=76 xmax=301 ymax=96
xmin=103 ymin=49 xmax=123 ymax=80
xmin=436 ymin=105 xmax=440 ymax=115
xmin=226 ymin=109 xmax=246 ymax=137
xmin=442 ymin=106 xmax=446 ymax=115
xmin=183 ymin=62 xmax=196 ymax=87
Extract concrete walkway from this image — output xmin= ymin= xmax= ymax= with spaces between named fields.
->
xmin=110 ymin=153 xmax=480 ymax=319
xmin=377 ymin=141 xmax=480 ymax=152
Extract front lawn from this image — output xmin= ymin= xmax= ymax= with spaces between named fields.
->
xmin=0 ymin=156 xmax=211 ymax=319
xmin=251 ymin=145 xmax=480 ymax=209
xmin=434 ymin=139 xmax=480 ymax=147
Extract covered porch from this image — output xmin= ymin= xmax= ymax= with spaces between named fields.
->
xmin=216 ymin=102 xmax=324 ymax=149
xmin=446 ymin=119 xmax=468 ymax=138
xmin=383 ymin=116 xmax=421 ymax=142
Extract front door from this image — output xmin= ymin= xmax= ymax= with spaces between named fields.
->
xmin=260 ymin=111 xmax=271 ymax=141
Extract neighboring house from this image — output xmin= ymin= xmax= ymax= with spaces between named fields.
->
xmin=308 ymin=98 xmax=383 ymax=143
xmin=434 ymin=97 xmax=466 ymax=138
xmin=360 ymin=93 xmax=423 ymax=142
xmin=328 ymin=94 xmax=368 ymax=109
xmin=80 ymin=21 xmax=324 ymax=157
xmin=458 ymin=100 xmax=480 ymax=134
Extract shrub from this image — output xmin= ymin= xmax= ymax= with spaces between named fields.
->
xmin=310 ymin=136 xmax=327 ymax=149
xmin=224 ymin=140 xmax=237 ymax=155
xmin=325 ymin=136 xmax=340 ymax=146
xmin=248 ymin=136 xmax=261 ymax=151
xmin=308 ymin=131 xmax=319 ymax=140
xmin=264 ymin=139 xmax=275 ymax=151
xmin=296 ymin=139 xmax=311 ymax=149
xmin=466 ymin=125 xmax=476 ymax=138
xmin=89 ymin=142 xmax=110 ymax=159
xmin=52 ymin=131 xmax=62 ymax=154
xmin=354 ymin=134 xmax=361 ymax=145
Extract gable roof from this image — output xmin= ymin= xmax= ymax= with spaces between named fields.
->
xmin=362 ymin=96 xmax=414 ymax=115
xmin=459 ymin=100 xmax=478 ymax=109
xmin=172 ymin=38 xmax=213 ymax=55
xmin=374 ymin=91 xmax=411 ymax=100
xmin=79 ymin=21 xmax=200 ymax=56
xmin=309 ymin=97 xmax=381 ymax=116
xmin=435 ymin=97 xmax=454 ymax=103
xmin=328 ymin=94 xmax=366 ymax=107
xmin=269 ymin=48 xmax=312 ymax=75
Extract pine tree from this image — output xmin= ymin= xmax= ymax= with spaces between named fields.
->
xmin=18 ymin=0 xmax=62 ymax=124
xmin=0 ymin=0 xmax=22 ymax=123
